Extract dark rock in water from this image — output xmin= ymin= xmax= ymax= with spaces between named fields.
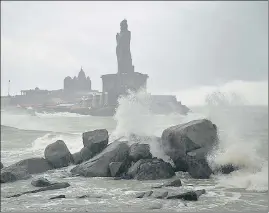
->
xmin=186 ymin=148 xmax=212 ymax=179
xmin=82 ymin=129 xmax=108 ymax=156
xmin=129 ymin=143 xmax=152 ymax=162
xmin=1 ymin=170 xmax=29 ymax=183
xmin=109 ymin=162 xmax=123 ymax=177
xmin=127 ymin=158 xmax=175 ymax=180
xmin=151 ymin=179 xmax=182 ymax=189
xmin=161 ymin=119 xmax=218 ymax=172
xmin=136 ymin=192 xmax=146 ymax=198
xmin=213 ymin=164 xmax=239 ymax=174
xmin=50 ymin=194 xmax=66 ymax=200
xmin=152 ymin=191 xmax=168 ymax=199
xmin=77 ymin=195 xmax=88 ymax=199
xmin=80 ymin=147 xmax=94 ymax=162
xmin=164 ymin=178 xmax=182 ymax=187
xmin=31 ymin=177 xmax=53 ymax=187
xmin=1 ymin=162 xmax=3 ymax=169
xmin=44 ymin=140 xmax=73 ymax=169
xmin=167 ymin=189 xmax=206 ymax=201
xmin=151 ymin=185 xmax=163 ymax=189
xmin=1 ymin=158 xmax=53 ymax=183
xmin=136 ymin=191 xmax=153 ymax=198
xmin=173 ymin=155 xmax=189 ymax=172
xmin=72 ymin=152 xmax=83 ymax=165
xmin=71 ymin=141 xmax=129 ymax=177
xmin=7 ymin=182 xmax=70 ymax=198
xmin=144 ymin=191 xmax=153 ymax=197
xmin=76 ymin=194 xmax=102 ymax=199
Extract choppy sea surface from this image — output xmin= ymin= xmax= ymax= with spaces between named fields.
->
xmin=1 ymin=93 xmax=268 ymax=212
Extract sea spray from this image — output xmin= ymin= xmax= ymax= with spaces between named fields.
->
xmin=204 ymin=90 xmax=268 ymax=192
xmin=113 ymin=88 xmax=155 ymax=138
xmin=111 ymin=89 xmax=181 ymax=164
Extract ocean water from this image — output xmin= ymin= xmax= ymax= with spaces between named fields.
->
xmin=1 ymin=91 xmax=268 ymax=212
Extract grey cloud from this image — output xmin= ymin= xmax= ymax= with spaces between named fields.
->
xmin=1 ymin=1 xmax=267 ymax=95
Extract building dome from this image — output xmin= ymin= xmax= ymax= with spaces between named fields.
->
xmin=78 ymin=67 xmax=86 ymax=80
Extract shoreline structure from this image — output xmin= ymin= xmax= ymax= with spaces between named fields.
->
xmin=2 ymin=20 xmax=189 ymax=116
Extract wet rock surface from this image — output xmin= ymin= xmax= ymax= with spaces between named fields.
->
xmin=109 ymin=162 xmax=123 ymax=177
xmin=6 ymin=182 xmax=71 ymax=198
xmin=167 ymin=189 xmax=206 ymax=201
xmin=82 ymin=129 xmax=109 ymax=155
xmin=71 ymin=141 xmax=129 ymax=177
xmin=44 ymin=140 xmax=73 ymax=169
xmin=127 ymin=158 xmax=175 ymax=180
xmin=129 ymin=143 xmax=152 ymax=162
xmin=1 ymin=158 xmax=53 ymax=183
xmin=161 ymin=119 xmax=218 ymax=177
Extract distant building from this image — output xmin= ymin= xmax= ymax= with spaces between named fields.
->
xmin=64 ymin=67 xmax=91 ymax=93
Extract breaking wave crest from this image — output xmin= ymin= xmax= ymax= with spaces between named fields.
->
xmin=204 ymin=91 xmax=268 ymax=192
xmin=111 ymin=89 xmax=202 ymax=163
xmin=111 ymin=89 xmax=268 ymax=192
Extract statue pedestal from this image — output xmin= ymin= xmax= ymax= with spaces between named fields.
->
xmin=101 ymin=72 xmax=148 ymax=106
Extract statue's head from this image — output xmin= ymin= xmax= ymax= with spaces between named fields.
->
xmin=120 ymin=19 xmax=128 ymax=32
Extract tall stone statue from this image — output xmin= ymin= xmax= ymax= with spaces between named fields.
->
xmin=116 ymin=19 xmax=134 ymax=74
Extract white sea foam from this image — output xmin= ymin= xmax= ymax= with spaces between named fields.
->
xmin=35 ymin=111 xmax=91 ymax=118
xmin=30 ymin=132 xmax=82 ymax=155
xmin=204 ymin=91 xmax=268 ymax=192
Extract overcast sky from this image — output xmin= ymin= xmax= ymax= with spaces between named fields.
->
xmin=1 ymin=1 xmax=268 ymax=105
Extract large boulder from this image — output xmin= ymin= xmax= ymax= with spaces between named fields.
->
xmin=82 ymin=129 xmax=108 ymax=156
xmin=72 ymin=152 xmax=83 ymax=165
xmin=186 ymin=148 xmax=212 ymax=179
xmin=71 ymin=141 xmax=130 ymax=177
xmin=1 ymin=158 xmax=53 ymax=183
xmin=127 ymin=158 xmax=175 ymax=180
xmin=213 ymin=164 xmax=240 ymax=175
xmin=129 ymin=143 xmax=152 ymax=162
xmin=161 ymin=119 xmax=218 ymax=172
xmin=72 ymin=147 xmax=94 ymax=165
xmin=44 ymin=140 xmax=73 ymax=169
xmin=80 ymin=147 xmax=94 ymax=161
xmin=109 ymin=162 xmax=123 ymax=177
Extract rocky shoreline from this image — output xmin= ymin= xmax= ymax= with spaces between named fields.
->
xmin=1 ymin=118 xmax=239 ymax=203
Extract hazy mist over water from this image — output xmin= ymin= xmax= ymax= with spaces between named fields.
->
xmin=1 ymin=1 xmax=268 ymax=212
